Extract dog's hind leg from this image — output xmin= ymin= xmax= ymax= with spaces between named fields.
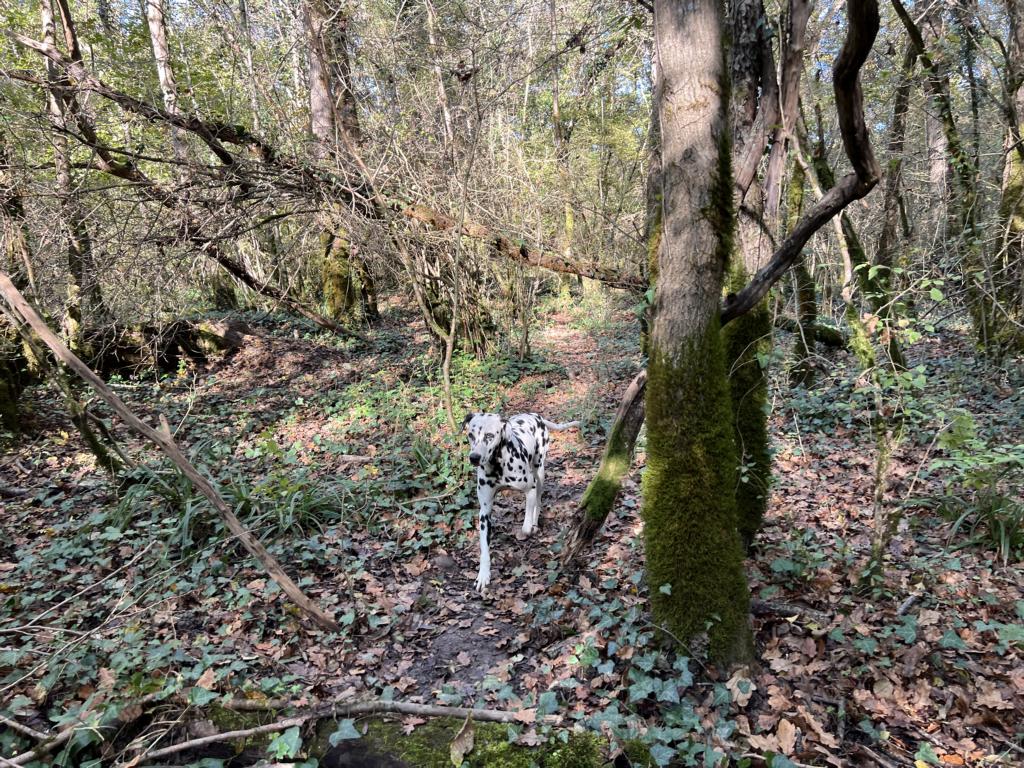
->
xmin=520 ymin=489 xmax=536 ymax=536
xmin=475 ymin=484 xmax=495 ymax=591
xmin=531 ymin=465 xmax=545 ymax=532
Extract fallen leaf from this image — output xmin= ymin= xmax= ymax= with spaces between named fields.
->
xmin=777 ymin=718 xmax=797 ymax=755
xmin=402 ymin=716 xmax=426 ymax=735
xmin=939 ymin=755 xmax=965 ymax=765
xmin=514 ymin=708 xmax=537 ymax=724
xmin=449 ymin=714 xmax=474 ymax=766
xmin=196 ymin=667 xmax=217 ymax=690
xmin=726 ymin=669 xmax=756 ymax=707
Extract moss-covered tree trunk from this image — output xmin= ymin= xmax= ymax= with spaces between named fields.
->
xmin=305 ymin=0 xmax=378 ymax=324
xmin=643 ymin=0 xmax=753 ymax=664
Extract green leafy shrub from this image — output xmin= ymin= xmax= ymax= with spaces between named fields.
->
xmin=930 ymin=411 xmax=1024 ymax=565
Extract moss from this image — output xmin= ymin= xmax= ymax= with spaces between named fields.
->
xmin=620 ymin=739 xmax=655 ymax=767
xmin=721 ymin=271 xmax=771 ymax=551
xmin=322 ymin=228 xmax=360 ymax=322
xmin=642 ymin=322 xmax=753 ymax=664
xmin=314 ymin=717 xmax=584 ymax=768
xmin=548 ymin=732 xmax=602 ymax=768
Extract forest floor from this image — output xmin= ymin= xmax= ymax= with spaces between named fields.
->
xmin=1 ymin=290 xmax=1023 ymax=767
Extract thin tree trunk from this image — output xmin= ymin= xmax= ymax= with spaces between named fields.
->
xmin=996 ymin=0 xmax=1024 ymax=352
xmin=143 ymin=0 xmax=186 ymax=163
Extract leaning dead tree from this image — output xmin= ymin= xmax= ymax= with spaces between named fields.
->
xmin=0 ymin=271 xmax=340 ymax=632
xmin=563 ymin=0 xmax=883 ymax=561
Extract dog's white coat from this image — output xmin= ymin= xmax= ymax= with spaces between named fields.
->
xmin=463 ymin=412 xmax=580 ymax=591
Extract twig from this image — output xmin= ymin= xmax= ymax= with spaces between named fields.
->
xmin=0 ymin=715 xmax=49 ymax=742
xmin=0 ymin=486 xmax=28 ymax=499
xmin=750 ymin=598 xmax=832 ymax=625
xmin=852 ymin=743 xmax=900 ymax=768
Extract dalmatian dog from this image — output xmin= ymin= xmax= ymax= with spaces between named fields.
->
xmin=463 ymin=412 xmax=580 ymax=591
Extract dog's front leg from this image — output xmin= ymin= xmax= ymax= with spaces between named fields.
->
xmin=475 ymin=482 xmax=495 ymax=591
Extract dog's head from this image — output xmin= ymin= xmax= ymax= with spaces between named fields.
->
xmin=462 ymin=412 xmax=504 ymax=469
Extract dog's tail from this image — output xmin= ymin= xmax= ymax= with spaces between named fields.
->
xmin=539 ymin=417 xmax=582 ymax=431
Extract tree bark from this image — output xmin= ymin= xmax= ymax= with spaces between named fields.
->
xmin=996 ymin=0 xmax=1024 ymax=352
xmin=644 ymin=0 xmax=753 ymax=664
xmin=143 ymin=0 xmax=186 ymax=163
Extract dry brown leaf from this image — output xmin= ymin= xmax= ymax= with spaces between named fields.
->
xmin=726 ymin=669 xmax=756 ymax=707
xmin=796 ymin=704 xmax=839 ymax=749
xmin=98 ymin=668 xmax=116 ymax=691
xmin=939 ymin=755 xmax=965 ymax=765
xmin=196 ymin=667 xmax=217 ymax=690
xmin=777 ymin=718 xmax=797 ymax=755
xmin=449 ymin=714 xmax=474 ymax=766
xmin=402 ymin=716 xmax=426 ymax=734
xmin=514 ymin=708 xmax=537 ymax=724
xmin=746 ymin=733 xmax=779 ymax=751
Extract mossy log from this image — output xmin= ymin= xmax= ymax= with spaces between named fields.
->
xmin=774 ymin=315 xmax=846 ymax=347
xmin=563 ymin=371 xmax=646 ymax=564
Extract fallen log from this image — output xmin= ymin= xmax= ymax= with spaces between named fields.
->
xmin=773 ymin=315 xmax=847 ymax=348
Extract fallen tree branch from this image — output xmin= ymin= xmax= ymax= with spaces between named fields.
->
xmin=137 ymin=699 xmax=558 ymax=762
xmin=0 ymin=272 xmax=339 ymax=632
xmin=773 ymin=316 xmax=847 ymax=347
xmin=0 ymin=714 xmax=48 ymax=742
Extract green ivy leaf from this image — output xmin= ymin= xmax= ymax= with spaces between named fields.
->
xmin=267 ymin=726 xmax=302 ymax=759
xmin=329 ymin=719 xmax=362 ymax=745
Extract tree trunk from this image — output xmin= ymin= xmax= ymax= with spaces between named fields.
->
xmin=143 ymin=0 xmax=186 ymax=163
xmin=304 ymin=0 xmax=378 ymax=324
xmin=724 ymin=0 xmax=811 ymax=549
xmin=892 ymin=0 xmax=989 ymax=349
xmin=996 ymin=0 xmax=1024 ymax=353
xmin=644 ymin=0 xmax=753 ymax=664
xmin=786 ymin=158 xmax=817 ymax=387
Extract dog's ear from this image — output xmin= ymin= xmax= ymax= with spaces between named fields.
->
xmin=462 ymin=413 xmax=474 ymax=431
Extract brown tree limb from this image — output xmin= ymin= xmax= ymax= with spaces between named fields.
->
xmin=562 ymin=370 xmax=647 ymax=563
xmin=0 ymin=272 xmax=339 ymax=632
xmin=721 ymin=0 xmax=882 ymax=325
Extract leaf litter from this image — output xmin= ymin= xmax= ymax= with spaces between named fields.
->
xmin=0 ymin=302 xmax=1021 ymax=766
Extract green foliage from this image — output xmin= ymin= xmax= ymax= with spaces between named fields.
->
xmin=931 ymin=411 xmax=1024 ymax=564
